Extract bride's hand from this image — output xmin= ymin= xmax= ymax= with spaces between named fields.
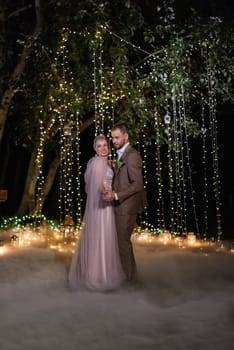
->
xmin=103 ymin=190 xmax=115 ymax=202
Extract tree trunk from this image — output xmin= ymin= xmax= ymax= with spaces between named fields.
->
xmin=0 ymin=0 xmax=43 ymax=144
xmin=0 ymin=4 xmax=6 ymax=88
xmin=32 ymin=155 xmax=61 ymax=215
xmin=18 ymin=115 xmax=94 ymax=216
xmin=0 ymin=127 xmax=10 ymax=186
xmin=17 ymin=148 xmax=39 ymax=215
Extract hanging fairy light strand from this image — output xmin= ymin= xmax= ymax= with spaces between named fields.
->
xmin=59 ymin=115 xmax=75 ymax=233
xmin=58 ymin=32 xmax=71 ymax=229
xmin=146 ymin=56 xmax=167 ymax=231
xmin=104 ymin=26 xmax=151 ymax=56
xmin=34 ymin=118 xmax=45 ymax=215
xmin=75 ymin=112 xmax=82 ymax=229
xmin=58 ymin=120 xmax=63 ymax=227
xmin=106 ymin=67 xmax=116 ymax=157
xmin=205 ymin=45 xmax=222 ymax=239
xmin=165 ymin=112 xmax=176 ymax=233
xmin=201 ymin=99 xmax=209 ymax=238
xmin=141 ymin=123 xmax=149 ymax=226
xmin=93 ymin=29 xmax=105 ymax=135
xmin=98 ymin=34 xmax=105 ymax=134
xmin=154 ymin=104 xmax=166 ymax=230
xmin=92 ymin=44 xmax=99 ymax=135
xmin=171 ymin=92 xmax=184 ymax=234
xmin=162 ymin=78 xmax=176 ymax=234
xmin=177 ymin=92 xmax=188 ymax=233
xmin=51 ymin=28 xmax=81 ymax=233
xmin=180 ymin=85 xmax=200 ymax=236
xmin=35 ymin=102 xmax=60 ymax=217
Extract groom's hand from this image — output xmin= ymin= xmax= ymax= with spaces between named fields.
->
xmin=103 ymin=190 xmax=115 ymax=202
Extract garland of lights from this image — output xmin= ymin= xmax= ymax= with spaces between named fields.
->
xmin=180 ymin=86 xmax=200 ymax=236
xmin=60 ymin=121 xmax=74 ymax=227
xmin=205 ymin=46 xmax=222 ymax=239
xmin=177 ymin=93 xmax=187 ymax=233
xmin=165 ymin=115 xmax=176 ymax=233
xmin=26 ymin=26 xmax=224 ymax=241
xmin=201 ymin=99 xmax=209 ymax=238
xmin=147 ymin=57 xmax=166 ymax=231
xmin=35 ymin=105 xmax=60 ymax=217
xmin=99 ymin=37 xmax=105 ymax=133
xmin=93 ymin=43 xmax=98 ymax=134
xmin=154 ymin=105 xmax=166 ymax=230
xmin=75 ymin=113 xmax=82 ymax=229
xmin=161 ymin=69 xmax=175 ymax=233
xmin=93 ymin=31 xmax=105 ymax=135
xmin=92 ymin=27 xmax=202 ymax=237
xmin=35 ymin=119 xmax=45 ymax=215
xmin=34 ymin=29 xmax=83 ymax=233
xmin=141 ymin=124 xmax=149 ymax=226
xmin=172 ymin=93 xmax=184 ymax=233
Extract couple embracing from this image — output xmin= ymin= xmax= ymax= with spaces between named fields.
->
xmin=68 ymin=122 xmax=147 ymax=292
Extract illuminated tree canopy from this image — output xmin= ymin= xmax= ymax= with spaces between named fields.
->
xmin=0 ymin=0 xmax=233 ymax=238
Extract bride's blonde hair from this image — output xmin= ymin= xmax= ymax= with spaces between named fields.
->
xmin=93 ymin=134 xmax=109 ymax=151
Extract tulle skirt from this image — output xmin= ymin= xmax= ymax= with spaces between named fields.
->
xmin=68 ymin=204 xmax=125 ymax=291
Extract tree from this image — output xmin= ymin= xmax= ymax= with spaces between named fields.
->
xmin=0 ymin=0 xmax=233 ymax=236
xmin=0 ymin=0 xmax=43 ymax=144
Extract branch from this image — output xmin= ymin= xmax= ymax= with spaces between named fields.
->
xmin=8 ymin=5 xmax=33 ymax=19
xmin=0 ymin=0 xmax=44 ymax=143
xmin=9 ymin=0 xmax=43 ymax=87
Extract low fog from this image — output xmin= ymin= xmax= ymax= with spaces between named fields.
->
xmin=1 ymin=241 xmax=234 ymax=350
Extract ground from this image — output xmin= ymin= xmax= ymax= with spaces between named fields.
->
xmin=0 ymin=239 xmax=234 ymax=350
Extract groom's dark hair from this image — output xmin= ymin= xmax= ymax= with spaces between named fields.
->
xmin=112 ymin=121 xmax=128 ymax=134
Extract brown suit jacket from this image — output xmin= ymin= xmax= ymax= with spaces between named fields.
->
xmin=113 ymin=145 xmax=147 ymax=215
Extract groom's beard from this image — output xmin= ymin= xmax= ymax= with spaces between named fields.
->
xmin=114 ymin=140 xmax=127 ymax=149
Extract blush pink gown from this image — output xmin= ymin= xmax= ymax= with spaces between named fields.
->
xmin=68 ymin=156 xmax=125 ymax=291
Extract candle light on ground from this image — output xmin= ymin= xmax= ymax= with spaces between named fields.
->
xmin=187 ymin=232 xmax=196 ymax=245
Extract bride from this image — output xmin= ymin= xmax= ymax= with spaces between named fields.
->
xmin=68 ymin=135 xmax=125 ymax=291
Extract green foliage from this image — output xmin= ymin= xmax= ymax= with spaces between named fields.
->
xmin=2 ymin=0 xmax=234 ymax=149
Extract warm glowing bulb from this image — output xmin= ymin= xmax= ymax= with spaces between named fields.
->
xmin=187 ymin=232 xmax=196 ymax=245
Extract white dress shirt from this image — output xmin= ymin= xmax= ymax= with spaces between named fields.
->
xmin=117 ymin=142 xmax=129 ymax=160
xmin=114 ymin=143 xmax=129 ymax=201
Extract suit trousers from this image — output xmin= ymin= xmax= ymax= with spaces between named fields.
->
xmin=115 ymin=213 xmax=137 ymax=281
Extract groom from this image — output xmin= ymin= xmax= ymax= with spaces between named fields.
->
xmin=103 ymin=122 xmax=147 ymax=282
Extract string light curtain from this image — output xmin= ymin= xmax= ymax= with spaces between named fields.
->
xmin=203 ymin=42 xmax=222 ymax=239
xmin=34 ymin=29 xmax=82 ymax=230
xmin=93 ymin=29 xmax=105 ymax=135
xmin=36 ymin=25 xmax=223 ymax=240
